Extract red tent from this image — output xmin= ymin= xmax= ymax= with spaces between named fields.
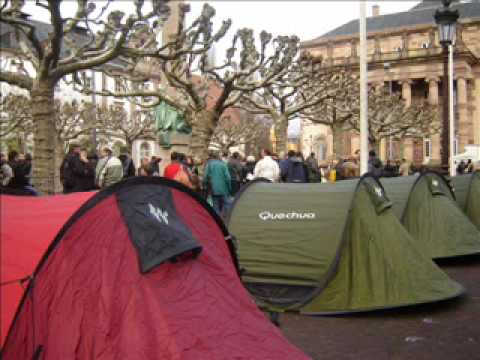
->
xmin=1 ymin=191 xmax=94 ymax=346
xmin=1 ymin=178 xmax=308 ymax=359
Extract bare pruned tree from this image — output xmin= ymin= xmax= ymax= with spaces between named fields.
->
xmin=96 ymin=105 xmax=155 ymax=151
xmin=54 ymin=99 xmax=98 ymax=150
xmin=1 ymin=93 xmax=99 ymax=153
xmin=210 ymin=112 xmax=268 ymax=154
xmin=239 ymin=55 xmax=356 ymax=154
xmin=0 ymin=93 xmax=33 ymax=139
xmin=348 ymin=89 xmax=440 ymax=148
xmin=302 ymin=85 xmax=440 ymax=154
xmin=0 ymin=0 xmax=171 ymax=192
xmin=83 ymin=3 xmax=299 ymax=160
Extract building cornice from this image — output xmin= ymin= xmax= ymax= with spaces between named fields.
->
xmin=301 ymin=19 xmax=480 ymax=49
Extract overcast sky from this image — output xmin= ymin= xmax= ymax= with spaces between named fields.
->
xmin=23 ymin=1 xmax=421 ymax=45
xmin=187 ymin=1 xmax=420 ymax=43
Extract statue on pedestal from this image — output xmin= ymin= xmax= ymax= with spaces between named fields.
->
xmin=154 ymin=102 xmax=191 ymax=149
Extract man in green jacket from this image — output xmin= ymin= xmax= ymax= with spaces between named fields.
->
xmin=203 ymin=151 xmax=231 ymax=216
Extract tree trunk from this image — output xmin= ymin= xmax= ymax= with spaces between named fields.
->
xmin=189 ymin=110 xmax=216 ymax=161
xmin=332 ymin=122 xmax=345 ymax=158
xmin=31 ymin=82 xmax=56 ymax=194
xmin=274 ymin=116 xmax=288 ymax=156
xmin=54 ymin=137 xmax=65 ymax=193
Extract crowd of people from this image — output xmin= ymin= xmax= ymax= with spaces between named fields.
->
xmin=0 ymin=151 xmax=37 ymax=195
xmin=456 ymin=159 xmax=476 ymax=174
xmin=2 ymin=143 xmax=479 ymax=217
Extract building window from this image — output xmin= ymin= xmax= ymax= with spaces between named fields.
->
xmin=421 ymin=42 xmax=430 ymax=49
xmin=318 ymin=143 xmax=327 ymax=161
xmin=114 ymin=78 xmax=123 ymax=93
xmin=140 ymin=142 xmax=151 ymax=159
xmin=81 ymin=72 xmax=91 ymax=89
xmin=424 ymin=137 xmax=432 ymax=158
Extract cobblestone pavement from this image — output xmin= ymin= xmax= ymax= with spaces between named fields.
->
xmin=280 ymin=255 xmax=480 ymax=360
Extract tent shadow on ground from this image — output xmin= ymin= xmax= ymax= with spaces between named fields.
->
xmin=435 ymin=254 xmax=480 ymax=267
xmin=1 ymin=177 xmax=309 ymax=360
xmin=284 ymin=295 xmax=468 ymax=321
xmin=227 ymin=175 xmax=463 ymax=316
xmin=380 ymin=171 xmax=480 ymax=259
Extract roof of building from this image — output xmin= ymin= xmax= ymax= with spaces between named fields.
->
xmin=302 ymin=0 xmax=480 ymax=46
xmin=0 ymin=18 xmax=135 ymax=69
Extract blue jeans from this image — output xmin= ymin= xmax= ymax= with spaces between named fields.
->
xmin=212 ymin=195 xmax=229 ymax=217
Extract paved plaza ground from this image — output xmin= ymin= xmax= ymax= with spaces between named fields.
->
xmin=280 ymin=255 xmax=480 ymax=360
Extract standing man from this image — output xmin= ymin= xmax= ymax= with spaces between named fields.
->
xmin=368 ymin=150 xmax=384 ymax=178
xmin=228 ymin=152 xmax=244 ymax=195
xmin=254 ymin=149 xmax=280 ymax=182
xmin=118 ymin=149 xmax=136 ymax=179
xmin=203 ymin=151 xmax=231 ymax=216
xmin=399 ymin=158 xmax=410 ymax=177
xmin=60 ymin=144 xmax=82 ymax=193
xmin=306 ymin=152 xmax=320 ymax=182
xmin=95 ymin=147 xmax=123 ymax=189
xmin=280 ymin=150 xmax=308 ymax=183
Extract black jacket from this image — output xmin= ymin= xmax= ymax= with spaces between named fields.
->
xmin=8 ymin=161 xmax=30 ymax=188
xmin=61 ymin=153 xmax=93 ymax=193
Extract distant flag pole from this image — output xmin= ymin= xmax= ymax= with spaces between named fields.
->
xmin=359 ymin=1 xmax=369 ymax=175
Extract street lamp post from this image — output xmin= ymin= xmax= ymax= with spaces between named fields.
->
xmin=434 ymin=0 xmax=459 ymax=176
xmin=359 ymin=1 xmax=369 ymax=175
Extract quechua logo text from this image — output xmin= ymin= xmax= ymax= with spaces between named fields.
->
xmin=258 ymin=211 xmax=316 ymax=221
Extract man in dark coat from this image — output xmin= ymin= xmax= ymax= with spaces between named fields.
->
xmin=60 ymin=144 xmax=91 ymax=193
xmin=368 ymin=150 xmax=384 ymax=178
xmin=280 ymin=150 xmax=308 ymax=183
xmin=7 ymin=151 xmax=30 ymax=190
xmin=119 ymin=152 xmax=136 ymax=179
xmin=227 ymin=152 xmax=244 ymax=195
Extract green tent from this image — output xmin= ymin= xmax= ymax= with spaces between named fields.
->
xmin=451 ymin=171 xmax=480 ymax=230
xmin=380 ymin=172 xmax=480 ymax=259
xmin=227 ymin=176 xmax=463 ymax=315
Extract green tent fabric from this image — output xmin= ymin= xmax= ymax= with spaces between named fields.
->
xmin=381 ymin=172 xmax=480 ymax=259
xmin=227 ymin=176 xmax=463 ymax=314
xmin=451 ymin=171 xmax=480 ymax=230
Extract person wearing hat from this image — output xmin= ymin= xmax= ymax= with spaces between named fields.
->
xmin=95 ymin=147 xmax=123 ymax=188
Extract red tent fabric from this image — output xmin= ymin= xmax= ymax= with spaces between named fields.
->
xmin=0 ymin=192 xmax=94 ymax=346
xmin=1 ymin=178 xmax=308 ymax=359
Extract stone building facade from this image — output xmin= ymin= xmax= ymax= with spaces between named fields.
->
xmin=301 ymin=0 xmax=480 ymax=165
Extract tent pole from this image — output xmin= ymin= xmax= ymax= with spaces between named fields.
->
xmin=359 ymin=1 xmax=369 ymax=175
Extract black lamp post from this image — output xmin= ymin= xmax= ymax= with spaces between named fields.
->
xmin=434 ymin=0 xmax=459 ymax=173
